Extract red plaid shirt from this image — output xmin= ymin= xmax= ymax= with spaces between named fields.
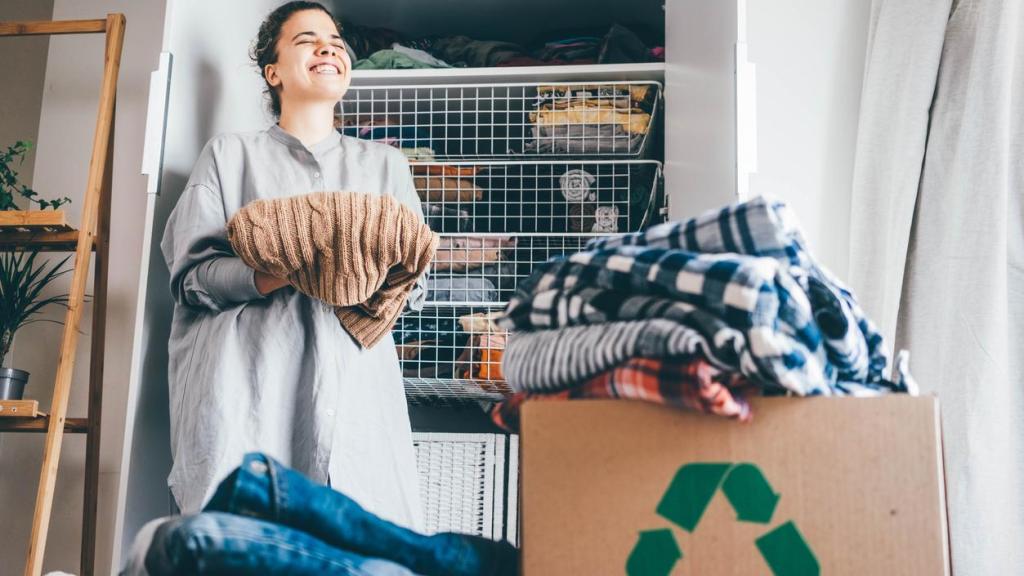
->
xmin=490 ymin=356 xmax=753 ymax=432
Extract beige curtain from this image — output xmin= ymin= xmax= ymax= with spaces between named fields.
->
xmin=849 ymin=0 xmax=1024 ymax=573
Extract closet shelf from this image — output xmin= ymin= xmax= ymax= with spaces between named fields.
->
xmin=351 ymin=62 xmax=665 ymax=86
xmin=404 ymin=377 xmax=512 ymax=406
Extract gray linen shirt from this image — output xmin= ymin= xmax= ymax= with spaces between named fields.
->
xmin=160 ymin=125 xmax=425 ymax=529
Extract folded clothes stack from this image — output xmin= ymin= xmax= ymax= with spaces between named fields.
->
xmin=524 ymin=84 xmax=657 ymax=155
xmin=490 ymin=195 xmax=917 ymax=431
xmin=341 ymin=22 xmax=663 ymax=70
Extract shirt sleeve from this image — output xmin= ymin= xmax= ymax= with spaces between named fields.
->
xmin=389 ymin=151 xmax=429 ymax=312
xmin=160 ymin=141 xmax=265 ymax=311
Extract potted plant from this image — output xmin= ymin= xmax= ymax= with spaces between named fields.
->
xmin=0 ymin=140 xmax=73 ymax=400
xmin=0 ymin=250 xmax=70 ymax=400
xmin=0 ymin=140 xmax=70 ymax=210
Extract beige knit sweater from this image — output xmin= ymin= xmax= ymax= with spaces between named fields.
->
xmin=228 ymin=191 xmax=439 ymax=348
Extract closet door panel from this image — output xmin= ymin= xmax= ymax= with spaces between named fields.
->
xmin=115 ymin=0 xmax=280 ymax=566
xmin=664 ymin=0 xmax=745 ymax=218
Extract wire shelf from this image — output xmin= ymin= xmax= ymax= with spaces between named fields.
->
xmin=397 ymin=304 xmax=511 ymax=405
xmin=340 ymin=81 xmax=662 ymax=159
xmin=427 ymin=233 xmax=593 ymax=304
xmin=413 ymin=160 xmax=663 ymax=235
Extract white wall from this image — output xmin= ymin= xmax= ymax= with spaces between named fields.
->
xmin=747 ymin=0 xmax=870 ymax=279
xmin=0 ymin=0 xmax=53 ymax=200
xmin=0 ymin=1 xmax=166 ymax=574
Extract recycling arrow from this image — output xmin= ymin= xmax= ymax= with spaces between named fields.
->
xmin=757 ymin=521 xmax=819 ymax=576
xmin=627 ymin=462 xmax=819 ymax=576
xmin=626 ymin=529 xmax=682 ymax=576
xmin=721 ymin=463 xmax=781 ymax=523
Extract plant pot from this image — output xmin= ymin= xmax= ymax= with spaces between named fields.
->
xmin=0 ymin=368 xmax=30 ymax=400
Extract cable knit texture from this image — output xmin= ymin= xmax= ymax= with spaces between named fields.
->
xmin=228 ymin=191 xmax=439 ymax=348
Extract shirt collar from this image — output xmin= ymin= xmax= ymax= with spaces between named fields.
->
xmin=267 ymin=124 xmax=342 ymax=156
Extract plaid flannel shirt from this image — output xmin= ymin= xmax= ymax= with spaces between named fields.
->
xmin=585 ymin=195 xmax=889 ymax=384
xmin=490 ymin=356 xmax=753 ymax=433
xmin=501 ymin=246 xmax=836 ymax=395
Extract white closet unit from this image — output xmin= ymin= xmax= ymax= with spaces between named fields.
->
xmin=113 ymin=0 xmax=753 ymax=566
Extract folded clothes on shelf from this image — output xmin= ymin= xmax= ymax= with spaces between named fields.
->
xmin=525 ymin=124 xmax=644 ymax=155
xmin=402 ymin=147 xmax=437 ymax=162
xmin=338 ymin=116 xmax=433 ymax=149
xmin=425 ymin=205 xmax=473 ymax=233
xmin=536 ymin=84 xmax=656 ymax=110
xmin=430 ymin=35 xmax=528 ymax=68
xmin=354 ymin=49 xmax=450 ymax=70
xmin=397 ymin=331 xmax=470 ymax=379
xmin=342 ymin=22 xmax=659 ymax=72
xmin=390 ymin=43 xmax=452 ymax=68
xmin=433 ymin=236 xmax=516 ymax=272
xmin=412 ymin=164 xmax=480 ymax=177
xmin=414 ymin=176 xmax=484 ymax=203
xmin=530 ymin=106 xmax=652 ymax=135
xmin=426 ymin=277 xmax=499 ymax=303
xmin=567 ymin=203 xmax=620 ymax=232
xmin=523 ymin=84 xmax=658 ymax=155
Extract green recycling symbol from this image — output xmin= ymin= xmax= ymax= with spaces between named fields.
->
xmin=626 ymin=462 xmax=819 ymax=576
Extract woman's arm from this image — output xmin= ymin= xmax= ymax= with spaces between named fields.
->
xmin=161 ymin=182 xmax=270 ymax=311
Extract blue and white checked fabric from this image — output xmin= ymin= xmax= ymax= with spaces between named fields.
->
xmin=586 ymin=195 xmax=889 ymax=384
xmin=501 ymin=245 xmax=836 ymax=395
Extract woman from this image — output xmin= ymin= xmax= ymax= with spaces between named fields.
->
xmin=160 ymin=1 xmax=426 ymax=530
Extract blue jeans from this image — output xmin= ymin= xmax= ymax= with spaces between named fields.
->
xmin=147 ymin=453 xmax=517 ymax=576
xmin=146 ymin=512 xmax=417 ymax=575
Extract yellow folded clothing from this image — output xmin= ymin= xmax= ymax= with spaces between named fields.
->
xmin=228 ymin=191 xmax=439 ymax=348
xmin=537 ymin=84 xmax=652 ymax=103
xmin=529 ymin=107 xmax=651 ymax=135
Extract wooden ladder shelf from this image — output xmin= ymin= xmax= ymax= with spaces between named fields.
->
xmin=0 ymin=14 xmax=125 ymax=576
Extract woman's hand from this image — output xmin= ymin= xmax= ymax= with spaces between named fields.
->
xmin=254 ymin=271 xmax=290 ymax=295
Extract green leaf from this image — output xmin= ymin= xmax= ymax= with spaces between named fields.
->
xmin=0 ymin=249 xmax=71 ymax=343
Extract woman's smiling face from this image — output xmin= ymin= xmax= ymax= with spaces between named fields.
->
xmin=263 ymin=9 xmax=352 ymax=110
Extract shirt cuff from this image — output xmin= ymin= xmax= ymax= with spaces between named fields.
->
xmin=190 ymin=257 xmax=265 ymax=309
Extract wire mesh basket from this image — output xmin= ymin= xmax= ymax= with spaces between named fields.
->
xmin=414 ymin=159 xmax=662 ymax=305
xmin=412 ymin=432 xmax=508 ymax=540
xmin=340 ymin=81 xmax=662 ymax=159
xmin=399 ymin=159 xmax=663 ymax=403
xmin=413 ymin=160 xmax=663 ymax=235
xmin=397 ymin=304 xmax=511 ymax=404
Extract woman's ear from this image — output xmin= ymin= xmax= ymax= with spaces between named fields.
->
xmin=264 ymin=64 xmax=281 ymax=88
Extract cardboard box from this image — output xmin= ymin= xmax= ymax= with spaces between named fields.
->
xmin=521 ymin=397 xmax=949 ymax=575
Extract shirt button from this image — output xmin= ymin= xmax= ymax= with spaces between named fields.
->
xmin=313 ymin=172 xmax=321 ymax=179
xmin=325 ymin=409 xmax=336 ymax=418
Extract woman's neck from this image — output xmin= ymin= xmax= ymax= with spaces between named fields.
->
xmin=277 ymin=102 xmax=336 ymax=148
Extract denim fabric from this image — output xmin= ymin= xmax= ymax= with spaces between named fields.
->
xmin=145 ymin=512 xmax=416 ymax=576
xmin=203 ymin=453 xmax=517 ymax=576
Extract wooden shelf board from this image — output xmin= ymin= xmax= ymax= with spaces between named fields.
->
xmin=0 ymin=210 xmax=70 ymax=230
xmin=0 ymin=229 xmax=93 ymax=252
xmin=0 ymin=19 xmax=106 ymax=37
xmin=0 ymin=399 xmax=38 ymax=418
xmin=0 ymin=415 xmax=89 ymax=434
